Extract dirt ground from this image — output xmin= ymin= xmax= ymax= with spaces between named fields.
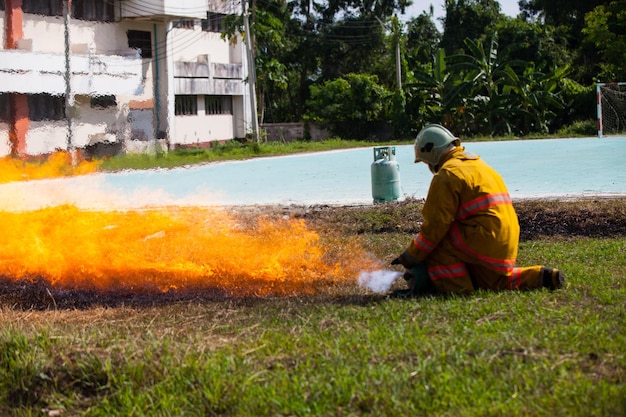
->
xmin=236 ymin=196 xmax=626 ymax=240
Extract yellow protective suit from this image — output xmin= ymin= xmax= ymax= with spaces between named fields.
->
xmin=405 ymin=146 xmax=545 ymax=293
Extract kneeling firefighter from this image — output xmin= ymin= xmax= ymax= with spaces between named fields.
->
xmin=391 ymin=124 xmax=564 ymax=297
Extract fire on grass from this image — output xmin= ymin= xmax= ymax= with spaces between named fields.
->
xmin=0 ymin=151 xmax=381 ymax=301
xmin=0 ymin=151 xmax=100 ymax=184
xmin=0 ymin=204 xmax=380 ymax=299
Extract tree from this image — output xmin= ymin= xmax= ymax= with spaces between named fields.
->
xmin=305 ymin=73 xmax=390 ymax=139
xmin=440 ymin=0 xmax=501 ymax=55
xmin=222 ymin=0 xmax=292 ymax=124
xmin=317 ymin=16 xmax=387 ymax=82
xmin=582 ymin=0 xmax=626 ymax=81
xmin=408 ymin=48 xmax=470 ymax=132
xmin=490 ymin=16 xmax=570 ymax=70
xmin=449 ymin=33 xmax=518 ymax=135
xmin=404 ymin=10 xmax=441 ymax=70
xmin=502 ymin=63 xmax=569 ymax=135
xmin=518 ymin=0 xmax=610 ymax=83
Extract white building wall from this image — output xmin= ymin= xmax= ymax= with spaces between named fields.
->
xmin=20 ymin=16 xmax=154 ymax=98
xmin=25 ymin=122 xmax=68 ymax=155
xmin=169 ymin=23 xmax=247 ymax=146
xmin=5 ymin=14 xmax=155 ymax=155
xmin=0 ymin=123 xmax=10 ymax=156
xmin=171 ymin=29 xmax=234 ymax=63
xmin=232 ymin=95 xmax=246 ymax=138
xmin=176 ymin=114 xmax=234 ymax=145
xmin=0 ymin=11 xmax=4 ymax=41
xmin=1 ymin=2 xmax=249 ymax=156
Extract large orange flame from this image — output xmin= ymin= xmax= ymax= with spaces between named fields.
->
xmin=0 ymin=205 xmax=380 ymax=297
xmin=0 ymin=152 xmax=381 ymax=297
xmin=0 ymin=151 xmax=100 ymax=184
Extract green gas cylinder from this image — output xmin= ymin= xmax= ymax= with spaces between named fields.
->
xmin=371 ymin=146 xmax=401 ymax=203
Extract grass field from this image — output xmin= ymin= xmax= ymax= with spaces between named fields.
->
xmin=1 ymin=198 xmax=625 ymax=416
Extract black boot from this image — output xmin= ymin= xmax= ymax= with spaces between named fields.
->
xmin=541 ymin=267 xmax=565 ymax=290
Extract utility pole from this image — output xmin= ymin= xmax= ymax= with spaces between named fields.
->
xmin=391 ymin=16 xmax=402 ymax=90
xmin=376 ymin=16 xmax=402 ymax=91
xmin=243 ymin=0 xmax=259 ymax=141
xmin=63 ymin=0 xmax=75 ymax=164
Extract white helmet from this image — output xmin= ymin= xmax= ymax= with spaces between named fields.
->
xmin=414 ymin=124 xmax=458 ymax=166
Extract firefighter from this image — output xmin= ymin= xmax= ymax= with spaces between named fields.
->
xmin=391 ymin=124 xmax=564 ymax=297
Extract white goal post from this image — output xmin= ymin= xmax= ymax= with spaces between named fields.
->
xmin=596 ymin=82 xmax=626 ymax=137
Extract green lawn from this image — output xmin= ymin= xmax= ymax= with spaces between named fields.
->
xmin=97 ymin=139 xmax=380 ymax=172
xmin=1 ymin=236 xmax=624 ymax=416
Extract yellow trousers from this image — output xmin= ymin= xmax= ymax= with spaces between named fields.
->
xmin=426 ymin=236 xmax=544 ymax=294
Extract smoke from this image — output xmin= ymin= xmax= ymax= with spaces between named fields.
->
xmin=358 ymin=270 xmax=403 ymax=293
xmin=0 ymin=174 xmax=224 ymax=212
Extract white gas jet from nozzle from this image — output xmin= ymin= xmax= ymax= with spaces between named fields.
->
xmin=358 ymin=270 xmax=403 ymax=293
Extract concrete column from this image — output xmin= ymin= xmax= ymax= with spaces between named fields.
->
xmin=5 ymin=0 xmax=28 ymax=157
xmin=5 ymin=0 xmax=24 ymax=49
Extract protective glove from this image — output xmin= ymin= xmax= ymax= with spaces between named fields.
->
xmin=391 ymin=250 xmax=420 ymax=269
xmin=404 ymin=263 xmax=434 ymax=294
xmin=390 ymin=263 xmax=434 ymax=298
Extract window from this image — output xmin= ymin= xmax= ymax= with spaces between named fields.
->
xmin=72 ymin=0 xmax=114 ymax=22
xmin=205 ymin=96 xmax=232 ymax=115
xmin=28 ymin=94 xmax=65 ymax=122
xmin=127 ymin=30 xmax=152 ymax=59
xmin=175 ymin=95 xmax=197 ymax=116
xmin=0 ymin=94 xmax=9 ymax=123
xmin=178 ymin=19 xmax=196 ymax=30
xmin=21 ymin=0 xmax=114 ymax=21
xmin=90 ymin=95 xmax=117 ymax=109
xmin=21 ymin=0 xmax=63 ymax=16
xmin=202 ymin=13 xmax=226 ymax=33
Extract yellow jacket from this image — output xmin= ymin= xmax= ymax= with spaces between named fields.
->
xmin=407 ymin=147 xmax=519 ymax=274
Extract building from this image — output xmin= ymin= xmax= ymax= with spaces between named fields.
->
xmin=0 ymin=0 xmax=253 ymax=158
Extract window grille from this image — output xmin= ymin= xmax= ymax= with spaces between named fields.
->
xmin=20 ymin=0 xmax=113 ymax=20
xmin=0 ymin=94 xmax=8 ymax=123
xmin=28 ymin=94 xmax=65 ymax=122
xmin=178 ymin=19 xmax=196 ymax=29
xmin=90 ymin=95 xmax=117 ymax=109
xmin=205 ymin=96 xmax=233 ymax=115
xmin=127 ymin=30 xmax=153 ymax=58
xmin=72 ymin=0 xmax=114 ymax=21
xmin=21 ymin=0 xmax=63 ymax=16
xmin=202 ymin=13 xmax=226 ymax=33
xmin=175 ymin=95 xmax=198 ymax=116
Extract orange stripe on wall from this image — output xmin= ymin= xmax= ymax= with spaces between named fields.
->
xmin=129 ymin=99 xmax=154 ymax=110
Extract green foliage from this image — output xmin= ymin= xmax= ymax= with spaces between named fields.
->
xmin=391 ymin=89 xmax=410 ymax=138
xmin=218 ymin=0 xmax=617 ymax=138
xmin=582 ymin=0 xmax=626 ymax=81
xmin=440 ymin=0 xmax=502 ymax=54
xmin=405 ymin=11 xmax=441 ymax=69
xmin=557 ymin=119 xmax=598 ymax=137
xmin=495 ymin=17 xmax=570 ymax=66
xmin=306 ymin=73 xmax=391 ymax=139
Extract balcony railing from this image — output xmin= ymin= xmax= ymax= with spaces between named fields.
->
xmin=0 ymin=49 xmax=144 ymax=96
xmin=120 ymin=0 xmax=212 ymax=20
xmin=174 ymin=61 xmax=243 ymax=95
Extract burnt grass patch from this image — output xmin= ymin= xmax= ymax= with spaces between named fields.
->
xmin=290 ymin=197 xmax=626 ymax=239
